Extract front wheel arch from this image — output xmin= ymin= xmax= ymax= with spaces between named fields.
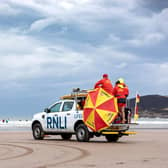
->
xmin=74 ymin=120 xmax=84 ymax=131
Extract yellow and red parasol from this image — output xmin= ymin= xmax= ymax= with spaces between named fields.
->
xmin=83 ymin=88 xmax=118 ymax=132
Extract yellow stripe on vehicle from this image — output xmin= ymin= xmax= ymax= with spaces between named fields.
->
xmin=101 ymin=132 xmax=119 ymax=135
xmin=121 ymin=132 xmax=137 ymax=135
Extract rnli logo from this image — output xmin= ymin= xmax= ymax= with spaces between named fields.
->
xmin=47 ymin=116 xmax=67 ymax=129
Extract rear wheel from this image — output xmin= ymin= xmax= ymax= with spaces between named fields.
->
xmin=76 ymin=123 xmax=90 ymax=142
xmin=105 ymin=134 xmax=119 ymax=142
xmin=32 ymin=123 xmax=44 ymax=140
xmin=61 ymin=133 xmax=72 ymax=140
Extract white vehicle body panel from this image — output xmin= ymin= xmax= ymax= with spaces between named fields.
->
xmin=32 ymin=99 xmax=83 ymax=133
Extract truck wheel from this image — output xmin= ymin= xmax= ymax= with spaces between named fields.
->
xmin=76 ymin=124 xmax=90 ymax=142
xmin=105 ymin=135 xmax=119 ymax=142
xmin=32 ymin=123 xmax=44 ymax=140
xmin=61 ymin=133 xmax=72 ymax=140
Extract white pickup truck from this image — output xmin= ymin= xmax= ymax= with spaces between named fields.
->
xmin=32 ymin=90 xmax=135 ymax=142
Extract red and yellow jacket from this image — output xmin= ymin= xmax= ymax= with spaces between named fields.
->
xmin=113 ymin=83 xmax=129 ymax=99
xmin=94 ymin=78 xmax=113 ymax=95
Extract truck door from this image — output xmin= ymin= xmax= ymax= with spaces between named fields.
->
xmin=59 ymin=101 xmax=75 ymax=133
xmin=44 ymin=102 xmax=63 ymax=132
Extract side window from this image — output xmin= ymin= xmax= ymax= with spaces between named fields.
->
xmin=50 ymin=103 xmax=62 ymax=112
xmin=62 ymin=102 xmax=74 ymax=112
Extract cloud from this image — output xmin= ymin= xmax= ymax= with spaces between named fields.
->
xmin=127 ymin=32 xmax=165 ymax=47
xmin=154 ymin=8 xmax=168 ymax=35
xmin=1 ymin=0 xmax=168 ymax=120
xmin=3 ymin=0 xmax=167 ymax=46
xmin=105 ymin=8 xmax=168 ymax=47
xmin=4 ymin=0 xmax=141 ymax=33
xmin=126 ymin=8 xmax=168 ymax=47
xmin=0 ymin=26 xmax=141 ymax=86
xmin=125 ymin=62 xmax=168 ymax=96
xmin=29 ymin=18 xmax=57 ymax=32
xmin=0 ymin=2 xmax=20 ymax=15
xmin=1 ymin=0 xmax=168 ymax=96
xmin=141 ymin=0 xmax=168 ymax=11
xmin=0 ymin=31 xmax=93 ymax=81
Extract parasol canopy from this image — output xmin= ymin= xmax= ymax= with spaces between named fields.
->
xmin=83 ymin=88 xmax=118 ymax=132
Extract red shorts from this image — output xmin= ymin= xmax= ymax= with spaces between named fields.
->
xmin=118 ymin=103 xmax=126 ymax=107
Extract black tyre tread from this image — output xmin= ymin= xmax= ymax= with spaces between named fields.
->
xmin=32 ymin=123 xmax=44 ymax=140
xmin=76 ymin=123 xmax=90 ymax=142
xmin=105 ymin=134 xmax=119 ymax=142
xmin=61 ymin=133 xmax=72 ymax=140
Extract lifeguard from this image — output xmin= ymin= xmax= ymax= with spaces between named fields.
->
xmin=94 ymin=74 xmax=113 ymax=95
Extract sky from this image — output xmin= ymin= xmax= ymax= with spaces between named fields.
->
xmin=0 ymin=0 xmax=168 ymax=119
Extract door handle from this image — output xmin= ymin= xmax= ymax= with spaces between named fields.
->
xmin=54 ymin=114 xmax=58 ymax=116
xmin=67 ymin=113 xmax=70 ymax=115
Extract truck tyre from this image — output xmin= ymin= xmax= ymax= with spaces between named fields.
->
xmin=61 ymin=133 xmax=72 ymax=140
xmin=76 ymin=123 xmax=90 ymax=142
xmin=32 ymin=123 xmax=44 ymax=140
xmin=105 ymin=134 xmax=119 ymax=142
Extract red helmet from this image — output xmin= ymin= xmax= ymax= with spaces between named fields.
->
xmin=103 ymin=74 xmax=108 ymax=78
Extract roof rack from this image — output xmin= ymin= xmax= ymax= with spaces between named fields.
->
xmin=60 ymin=88 xmax=90 ymax=100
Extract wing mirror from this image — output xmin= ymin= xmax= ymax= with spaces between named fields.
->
xmin=44 ymin=108 xmax=50 ymax=113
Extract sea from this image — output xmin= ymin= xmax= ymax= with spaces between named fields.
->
xmin=0 ymin=118 xmax=168 ymax=131
xmin=0 ymin=120 xmax=32 ymax=131
xmin=131 ymin=118 xmax=168 ymax=129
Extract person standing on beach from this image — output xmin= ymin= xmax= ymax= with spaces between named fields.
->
xmin=113 ymin=78 xmax=129 ymax=124
xmin=94 ymin=74 xmax=113 ymax=95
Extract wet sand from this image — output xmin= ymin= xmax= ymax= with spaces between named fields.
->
xmin=0 ymin=130 xmax=168 ymax=168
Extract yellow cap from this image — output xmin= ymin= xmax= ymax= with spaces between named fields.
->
xmin=118 ymin=78 xmax=124 ymax=83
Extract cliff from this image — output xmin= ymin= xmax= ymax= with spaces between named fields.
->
xmin=128 ymin=95 xmax=168 ymax=118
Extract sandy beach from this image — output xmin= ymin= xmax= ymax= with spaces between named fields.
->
xmin=0 ymin=129 xmax=167 ymax=168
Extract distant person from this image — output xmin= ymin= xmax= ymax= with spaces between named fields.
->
xmin=113 ymin=78 xmax=129 ymax=123
xmin=94 ymin=74 xmax=113 ymax=95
